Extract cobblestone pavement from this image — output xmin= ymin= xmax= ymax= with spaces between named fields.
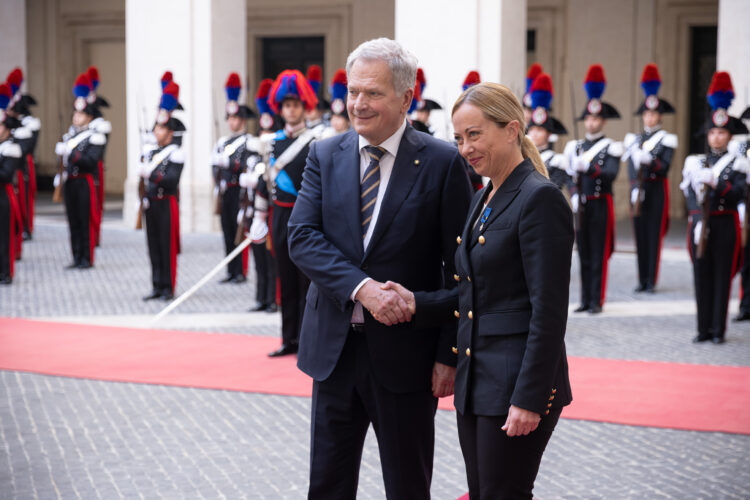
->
xmin=1 ymin=197 xmax=749 ymax=499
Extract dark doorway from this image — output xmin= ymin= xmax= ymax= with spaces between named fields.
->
xmin=261 ymin=36 xmax=325 ymax=82
xmin=688 ymin=26 xmax=717 ymax=154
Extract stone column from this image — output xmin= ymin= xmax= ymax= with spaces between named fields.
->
xmin=125 ymin=0 xmax=246 ymax=232
xmin=0 ymin=0 xmax=26 ymax=78
xmin=717 ymin=0 xmax=750 ymax=115
xmin=395 ymin=0 xmax=526 ymax=140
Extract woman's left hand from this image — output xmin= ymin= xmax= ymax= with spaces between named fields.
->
xmin=501 ymin=405 xmax=541 ymax=437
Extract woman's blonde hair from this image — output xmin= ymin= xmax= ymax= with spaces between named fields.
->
xmin=452 ymin=82 xmax=548 ymax=178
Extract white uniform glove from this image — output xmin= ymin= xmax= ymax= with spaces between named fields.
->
xmin=237 ymin=208 xmax=246 ymax=225
xmin=55 ymin=142 xmax=67 ymax=156
xmin=139 ymin=162 xmax=151 ymax=179
xmin=249 ymin=213 xmax=268 ymax=243
xmin=738 ymin=203 xmax=746 ymax=227
xmin=572 ymin=155 xmax=589 ymax=173
xmin=631 ymin=148 xmax=652 ymax=169
xmin=142 ymin=197 xmax=150 ymax=211
xmin=212 ymin=152 xmax=230 ymax=168
xmin=571 ymin=194 xmax=580 ymax=214
xmin=693 ymin=221 xmax=703 ymax=245
xmin=53 ymin=173 xmax=61 ymax=188
xmin=239 ymin=172 xmax=259 ymax=189
xmin=695 ymin=169 xmax=717 ymax=188
xmin=631 ymin=188 xmax=639 ymax=205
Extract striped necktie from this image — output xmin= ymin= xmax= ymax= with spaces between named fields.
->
xmin=361 ymin=145 xmax=387 ymax=238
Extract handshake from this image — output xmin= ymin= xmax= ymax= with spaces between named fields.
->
xmin=355 ymin=279 xmax=416 ymax=326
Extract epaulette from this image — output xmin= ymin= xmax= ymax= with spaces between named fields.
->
xmin=733 ymin=155 xmax=749 ymax=173
xmin=661 ymin=133 xmax=678 ymax=149
xmin=92 ymin=119 xmax=112 ymax=135
xmin=12 ymin=127 xmax=32 ymax=140
xmin=21 ymin=116 xmax=41 ymax=131
xmin=169 ymin=148 xmax=185 ymax=164
xmin=89 ymin=133 xmax=107 ymax=146
xmin=246 ymin=135 xmax=264 ymax=154
xmin=563 ymin=139 xmax=579 ymax=157
xmin=1 ymin=142 xmax=22 ymax=158
xmin=623 ymin=133 xmax=637 ymax=149
xmin=607 ymin=141 xmax=624 ymax=158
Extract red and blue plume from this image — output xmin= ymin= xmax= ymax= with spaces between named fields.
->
xmin=225 ymin=72 xmax=241 ymax=102
xmin=87 ymin=66 xmax=100 ymax=90
xmin=583 ymin=64 xmax=606 ymax=100
xmin=416 ymin=68 xmax=426 ymax=95
xmin=161 ymin=71 xmax=173 ymax=90
xmin=255 ymin=78 xmax=274 ymax=115
xmin=268 ymin=70 xmax=318 ymax=113
xmin=306 ymin=65 xmax=322 ymax=96
xmin=463 ymin=71 xmax=481 ymax=91
xmin=72 ymin=73 xmax=92 ymax=99
xmin=0 ymin=83 xmax=12 ymax=110
xmin=160 ymin=81 xmax=180 ymax=112
xmin=707 ymin=71 xmax=734 ymax=110
xmin=330 ymin=69 xmax=347 ymax=101
xmin=640 ymin=63 xmax=661 ymax=97
xmin=525 ymin=63 xmax=543 ymax=94
xmin=6 ymin=67 xmax=23 ymax=95
xmin=529 ymin=73 xmax=553 ymax=111
xmin=408 ymin=78 xmax=422 ymax=113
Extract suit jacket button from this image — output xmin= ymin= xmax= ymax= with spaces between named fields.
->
xmin=547 ymin=402 xmax=552 ymax=408
xmin=452 ymin=347 xmax=458 ymax=354
xmin=545 ymin=409 xmax=550 ymax=415
xmin=478 ymin=235 xmax=486 ymax=245
xmin=456 ymin=236 xmax=462 ymax=245
xmin=468 ymin=310 xmax=473 ymax=320
xmin=465 ymin=348 xmax=471 ymax=356
xmin=552 ymin=388 xmax=557 ymax=394
xmin=549 ymin=395 xmax=555 ymax=401
xmin=467 ymin=276 xmax=471 ymax=282
xmin=454 ymin=310 xmax=460 ymax=318
xmin=454 ymin=274 xmax=460 ymax=282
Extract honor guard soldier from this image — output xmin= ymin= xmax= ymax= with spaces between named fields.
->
xmin=680 ymin=72 xmax=748 ymax=344
xmin=320 ymin=68 xmax=350 ymax=138
xmin=734 ymin=106 xmax=750 ymax=321
xmin=412 ymin=68 xmax=442 ymax=136
xmin=211 ymin=72 xmax=260 ymax=284
xmin=255 ymin=78 xmax=277 ymax=138
xmin=0 ymin=84 xmax=24 ymax=285
xmin=6 ymin=68 xmax=40 ymax=241
xmin=55 ymin=73 xmax=106 ymax=269
xmin=526 ymin=72 xmax=570 ymax=190
xmin=460 ymin=71 xmax=486 ymax=191
xmin=565 ymin=64 xmax=623 ymax=314
xmin=256 ymin=69 xmax=320 ymax=357
xmin=86 ymin=65 xmax=112 ymax=247
xmin=623 ymin=64 xmax=678 ymax=294
xmin=140 ymin=81 xmax=186 ymax=301
xmin=305 ymin=65 xmax=330 ymax=130
xmin=522 ymin=63 xmax=544 ymax=126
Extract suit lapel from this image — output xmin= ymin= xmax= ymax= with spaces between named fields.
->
xmin=470 ymin=160 xmax=534 ymax=248
xmin=458 ymin=188 xmax=486 ymax=272
xmin=363 ymin=126 xmax=424 ymax=262
xmin=333 ymin=130 xmax=364 ymax=259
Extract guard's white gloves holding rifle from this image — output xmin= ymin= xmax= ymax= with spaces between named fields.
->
xmin=572 ymin=155 xmax=589 ymax=173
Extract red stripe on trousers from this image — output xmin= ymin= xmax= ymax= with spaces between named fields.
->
xmin=241 ymin=244 xmax=249 ymax=276
xmin=26 ymin=155 xmax=36 ymax=233
xmin=600 ymin=194 xmax=615 ymax=306
xmin=4 ymin=184 xmax=19 ymax=277
xmin=168 ymin=196 xmax=179 ymax=293
xmin=84 ymin=174 xmax=99 ymax=265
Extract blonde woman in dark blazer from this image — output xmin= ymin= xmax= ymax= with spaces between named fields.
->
xmin=387 ymin=82 xmax=574 ymax=499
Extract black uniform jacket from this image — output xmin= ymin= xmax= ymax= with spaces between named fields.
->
xmin=419 ymin=160 xmax=575 ymax=416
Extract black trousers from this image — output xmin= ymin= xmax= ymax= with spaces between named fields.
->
xmin=251 ymin=241 xmax=276 ymax=306
xmin=633 ymin=180 xmax=668 ymax=288
xmin=309 ymin=330 xmax=438 ymax=500
xmin=220 ymin=186 xmax=247 ymax=277
xmin=457 ymin=408 xmax=562 ymax=500
xmin=690 ymin=213 xmax=740 ymax=339
xmin=577 ymin=196 xmax=613 ymax=308
xmin=64 ymin=176 xmax=94 ymax=265
xmin=0 ymin=186 xmax=12 ymax=278
xmin=271 ymin=204 xmax=308 ymax=345
xmin=145 ymin=196 xmax=178 ymax=294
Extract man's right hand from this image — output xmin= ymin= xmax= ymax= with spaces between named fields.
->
xmin=355 ymin=279 xmax=413 ymax=326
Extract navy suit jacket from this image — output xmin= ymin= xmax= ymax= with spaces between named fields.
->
xmin=288 ymin=125 xmax=473 ymax=393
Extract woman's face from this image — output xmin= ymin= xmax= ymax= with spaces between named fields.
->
xmin=452 ymin=102 xmax=516 ymax=178
xmin=707 ymin=127 xmax=731 ymax=150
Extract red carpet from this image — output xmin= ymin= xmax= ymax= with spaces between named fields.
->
xmin=1 ymin=317 xmax=749 ymax=435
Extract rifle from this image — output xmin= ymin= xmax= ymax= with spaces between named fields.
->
xmin=135 ymin=99 xmax=148 ymax=230
xmin=632 ymin=122 xmax=647 ymax=217
xmin=569 ymin=80 xmax=584 ymax=229
xmin=696 ymin=107 xmax=711 ymax=259
xmin=213 ymin=92 xmax=222 ymax=216
xmin=52 ymin=110 xmax=65 ymax=203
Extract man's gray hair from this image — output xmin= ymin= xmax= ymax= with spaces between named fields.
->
xmin=346 ymin=38 xmax=418 ymax=96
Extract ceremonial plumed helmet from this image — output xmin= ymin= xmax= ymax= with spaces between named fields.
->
xmin=635 ymin=63 xmax=674 ymax=115
xmin=527 ymin=73 xmax=567 ymax=135
xmin=462 ymin=71 xmax=481 ymax=91
xmin=267 ymin=70 xmax=318 ymax=113
xmin=0 ymin=83 xmax=22 ymax=129
xmin=523 ymin=63 xmax=543 ymax=109
xmin=699 ymin=71 xmax=748 ymax=135
xmin=224 ymin=72 xmax=255 ymax=119
xmin=579 ymin=64 xmax=620 ymax=120
xmin=329 ymin=68 xmax=348 ymax=118
xmin=72 ymin=73 xmax=100 ymax=117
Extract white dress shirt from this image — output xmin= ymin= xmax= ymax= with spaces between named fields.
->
xmin=350 ymin=119 xmax=408 ymax=323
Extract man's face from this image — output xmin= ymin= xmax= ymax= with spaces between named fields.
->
xmin=642 ymin=110 xmax=661 ymax=129
xmin=305 ymin=108 xmax=323 ymax=122
xmin=347 ymin=58 xmax=412 ymax=145
xmin=330 ymin=115 xmax=349 ymax=133
xmin=153 ymin=124 xmax=173 ymax=147
xmin=281 ymin=99 xmax=305 ymax=126
xmin=707 ymin=127 xmax=731 ymax=150
xmin=583 ymin=115 xmax=605 ymax=135
xmin=72 ymin=111 xmax=91 ymax=128
xmin=415 ymin=109 xmax=430 ymax=124
xmin=227 ymin=115 xmax=246 ymax=133
xmin=527 ymin=125 xmax=550 ymax=148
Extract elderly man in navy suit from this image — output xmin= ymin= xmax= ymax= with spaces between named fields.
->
xmin=288 ymin=38 xmax=472 ymax=499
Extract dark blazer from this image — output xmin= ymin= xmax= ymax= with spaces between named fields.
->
xmin=450 ymin=159 xmax=574 ymax=416
xmin=288 ymin=125 xmax=473 ymax=393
